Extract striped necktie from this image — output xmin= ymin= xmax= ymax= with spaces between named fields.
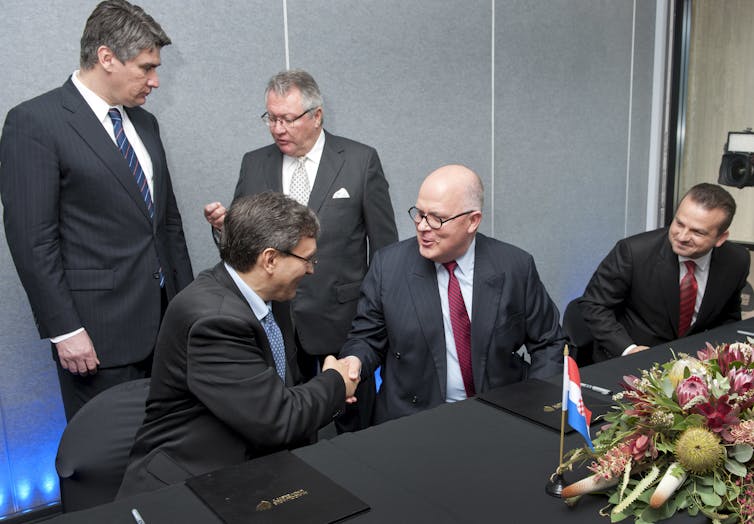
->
xmin=678 ymin=260 xmax=698 ymax=336
xmin=443 ymin=260 xmax=474 ymax=396
xmin=108 ymin=108 xmax=164 ymax=288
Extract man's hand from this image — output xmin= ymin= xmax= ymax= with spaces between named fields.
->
xmin=203 ymin=202 xmax=227 ymax=230
xmin=625 ymin=345 xmax=650 ymax=355
xmin=55 ymin=330 xmax=100 ymax=375
xmin=322 ymin=355 xmax=361 ymax=403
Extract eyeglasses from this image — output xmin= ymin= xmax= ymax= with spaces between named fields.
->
xmin=278 ymin=249 xmax=318 ymax=267
xmin=408 ymin=206 xmax=475 ymax=230
xmin=261 ymin=108 xmax=315 ymax=129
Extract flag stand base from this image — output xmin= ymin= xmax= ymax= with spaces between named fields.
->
xmin=545 ymin=472 xmax=565 ymax=498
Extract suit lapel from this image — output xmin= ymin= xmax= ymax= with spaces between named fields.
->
xmin=657 ymin=238 xmax=681 ymax=336
xmin=406 ymin=250 xmax=448 ymax=399
xmin=265 ymin=148 xmax=285 ymax=192
xmin=469 ymin=236 xmax=504 ymax=391
xmin=126 ymin=107 xmax=162 ymax=230
xmin=61 ymin=80 xmax=153 ymax=223
xmin=307 ymin=131 xmax=343 ymax=213
xmin=697 ymin=247 xmax=723 ymax=327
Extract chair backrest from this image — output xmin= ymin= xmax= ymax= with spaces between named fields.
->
xmin=563 ymin=298 xmax=595 ymax=366
xmin=55 ymin=378 xmax=150 ymax=512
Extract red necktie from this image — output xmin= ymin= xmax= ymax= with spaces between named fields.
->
xmin=678 ymin=260 xmax=698 ymax=336
xmin=443 ymin=261 xmax=475 ymax=397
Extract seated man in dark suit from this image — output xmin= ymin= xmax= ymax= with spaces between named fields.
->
xmin=339 ymin=164 xmax=565 ymax=426
xmin=579 ymin=183 xmax=750 ymax=361
xmin=117 ymin=193 xmax=357 ymax=498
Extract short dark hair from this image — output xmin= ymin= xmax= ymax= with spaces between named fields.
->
xmin=220 ymin=192 xmax=320 ymax=272
xmin=80 ymin=0 xmax=171 ymax=69
xmin=681 ymin=183 xmax=737 ymax=233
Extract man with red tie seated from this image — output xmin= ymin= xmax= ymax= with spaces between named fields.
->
xmin=339 ymin=164 xmax=565 ymax=426
xmin=579 ymin=183 xmax=750 ymax=362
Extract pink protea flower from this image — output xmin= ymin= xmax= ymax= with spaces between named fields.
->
xmin=695 ymin=395 xmax=740 ymax=442
xmin=730 ymin=420 xmax=754 ymax=445
xmin=676 ymin=375 xmax=709 ymax=409
xmin=588 ymin=443 xmax=631 ymax=480
xmin=697 ymin=342 xmax=718 ymax=362
xmin=628 ymin=433 xmax=657 ymax=462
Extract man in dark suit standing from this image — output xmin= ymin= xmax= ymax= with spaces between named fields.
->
xmin=579 ymin=183 xmax=750 ymax=361
xmin=204 ymin=69 xmax=397 ymax=429
xmin=339 ymin=164 xmax=564 ymax=425
xmin=118 ymin=193 xmax=358 ymax=497
xmin=0 ymin=0 xmax=193 ymax=420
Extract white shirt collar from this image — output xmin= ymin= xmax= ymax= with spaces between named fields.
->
xmin=679 ymin=249 xmax=712 ymax=272
xmin=71 ymin=70 xmax=126 ymax=126
xmin=435 ymin=236 xmax=476 ymax=275
xmin=224 ymin=263 xmax=269 ymax=321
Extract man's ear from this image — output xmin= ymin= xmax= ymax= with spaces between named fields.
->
xmin=714 ymin=229 xmax=730 ymax=248
xmin=97 ymin=45 xmax=118 ymax=72
xmin=260 ymin=248 xmax=279 ymax=273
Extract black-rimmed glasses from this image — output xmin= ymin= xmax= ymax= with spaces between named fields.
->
xmin=408 ymin=206 xmax=475 ymax=230
xmin=279 ymin=249 xmax=318 ymax=267
xmin=261 ymin=108 xmax=315 ymax=128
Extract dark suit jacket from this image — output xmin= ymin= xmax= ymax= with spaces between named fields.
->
xmin=233 ymin=131 xmax=397 ymax=355
xmin=117 ymin=263 xmax=346 ymax=497
xmin=579 ymin=228 xmax=750 ymax=361
xmin=0 ymin=78 xmax=193 ymax=367
xmin=339 ymin=234 xmax=565 ymax=425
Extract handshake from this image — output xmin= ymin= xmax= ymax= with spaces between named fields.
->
xmin=322 ymin=355 xmax=362 ymax=404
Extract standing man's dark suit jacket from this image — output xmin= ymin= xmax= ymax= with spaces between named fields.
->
xmin=117 ymin=264 xmax=345 ymax=498
xmin=340 ymin=234 xmax=565 ymax=425
xmin=0 ymin=78 xmax=193 ymax=368
xmin=233 ymin=130 xmax=398 ymax=356
xmin=579 ymin=228 xmax=750 ymax=361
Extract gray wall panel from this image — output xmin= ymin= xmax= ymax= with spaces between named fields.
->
xmin=494 ymin=0 xmax=653 ymax=310
xmin=287 ymin=0 xmax=493 ymax=240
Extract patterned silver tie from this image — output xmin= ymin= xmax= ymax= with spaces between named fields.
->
xmin=289 ymin=157 xmax=310 ymax=205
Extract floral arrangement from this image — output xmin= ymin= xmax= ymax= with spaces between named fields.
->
xmin=560 ymin=342 xmax=754 ymax=523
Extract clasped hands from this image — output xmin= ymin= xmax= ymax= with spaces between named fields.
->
xmin=322 ymin=355 xmax=362 ymax=404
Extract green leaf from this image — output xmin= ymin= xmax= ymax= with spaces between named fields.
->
xmin=728 ymin=443 xmax=753 ymax=463
xmin=661 ymin=377 xmax=674 ymax=398
xmin=713 ymin=475 xmax=727 ymax=496
xmin=698 ymin=490 xmax=722 ymax=507
xmin=724 ymin=458 xmax=747 ymax=477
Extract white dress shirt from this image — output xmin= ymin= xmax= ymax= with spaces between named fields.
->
xmin=281 ymin=129 xmax=325 ymax=195
xmin=435 ymin=237 xmax=476 ymax=402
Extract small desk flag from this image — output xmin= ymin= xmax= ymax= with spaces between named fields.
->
xmin=562 ymin=355 xmax=594 ymax=450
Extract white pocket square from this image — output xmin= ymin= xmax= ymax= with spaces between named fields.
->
xmin=332 ymin=188 xmax=350 ymax=199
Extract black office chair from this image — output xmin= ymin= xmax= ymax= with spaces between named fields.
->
xmin=55 ymin=378 xmax=150 ymax=512
xmin=563 ymin=298 xmax=595 ymax=367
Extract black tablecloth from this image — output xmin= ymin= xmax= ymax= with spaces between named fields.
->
xmin=46 ymin=318 xmax=754 ymax=523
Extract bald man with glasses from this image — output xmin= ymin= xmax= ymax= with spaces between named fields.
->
xmin=339 ymin=164 xmax=565 ymax=426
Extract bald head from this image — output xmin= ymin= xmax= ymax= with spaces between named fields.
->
xmin=413 ymin=164 xmax=484 ymax=263
xmin=420 ymin=164 xmax=484 ymax=211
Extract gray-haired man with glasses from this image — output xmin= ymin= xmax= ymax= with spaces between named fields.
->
xmin=339 ymin=164 xmax=564 ymax=426
xmin=204 ymin=69 xmax=397 ymax=431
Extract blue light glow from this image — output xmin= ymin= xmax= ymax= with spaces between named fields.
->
xmin=16 ymin=481 xmax=31 ymax=502
xmin=42 ymin=474 xmax=57 ymax=495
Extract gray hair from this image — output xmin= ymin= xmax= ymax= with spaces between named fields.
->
xmin=266 ymin=69 xmax=324 ymax=113
xmin=220 ymin=192 xmax=320 ymax=273
xmin=465 ymin=170 xmax=484 ymax=211
xmin=80 ymin=0 xmax=171 ymax=69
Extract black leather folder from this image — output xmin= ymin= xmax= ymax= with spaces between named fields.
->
xmin=185 ymin=450 xmax=370 ymax=523
xmin=476 ymin=378 xmax=613 ymax=432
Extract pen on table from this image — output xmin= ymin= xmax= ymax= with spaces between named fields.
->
xmin=131 ymin=508 xmax=146 ymax=524
xmin=581 ymin=383 xmax=612 ymax=396
xmin=737 ymin=330 xmax=754 ymax=337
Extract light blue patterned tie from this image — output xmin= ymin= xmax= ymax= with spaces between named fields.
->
xmin=261 ymin=308 xmax=286 ymax=380
xmin=108 ymin=108 xmax=164 ymax=288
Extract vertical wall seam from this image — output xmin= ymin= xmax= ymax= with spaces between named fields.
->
xmin=624 ymin=0 xmax=637 ymax=238
xmin=283 ymin=0 xmax=290 ymax=69
xmin=490 ymin=0 xmax=495 ymax=237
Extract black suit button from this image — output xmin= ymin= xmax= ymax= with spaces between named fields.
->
xmin=394 ymin=352 xmax=401 ymax=359
xmin=152 ymin=272 xmax=161 ymax=279
xmin=411 ymin=396 xmax=417 ymax=404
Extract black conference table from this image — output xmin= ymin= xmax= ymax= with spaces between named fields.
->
xmin=46 ymin=317 xmax=754 ymax=523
